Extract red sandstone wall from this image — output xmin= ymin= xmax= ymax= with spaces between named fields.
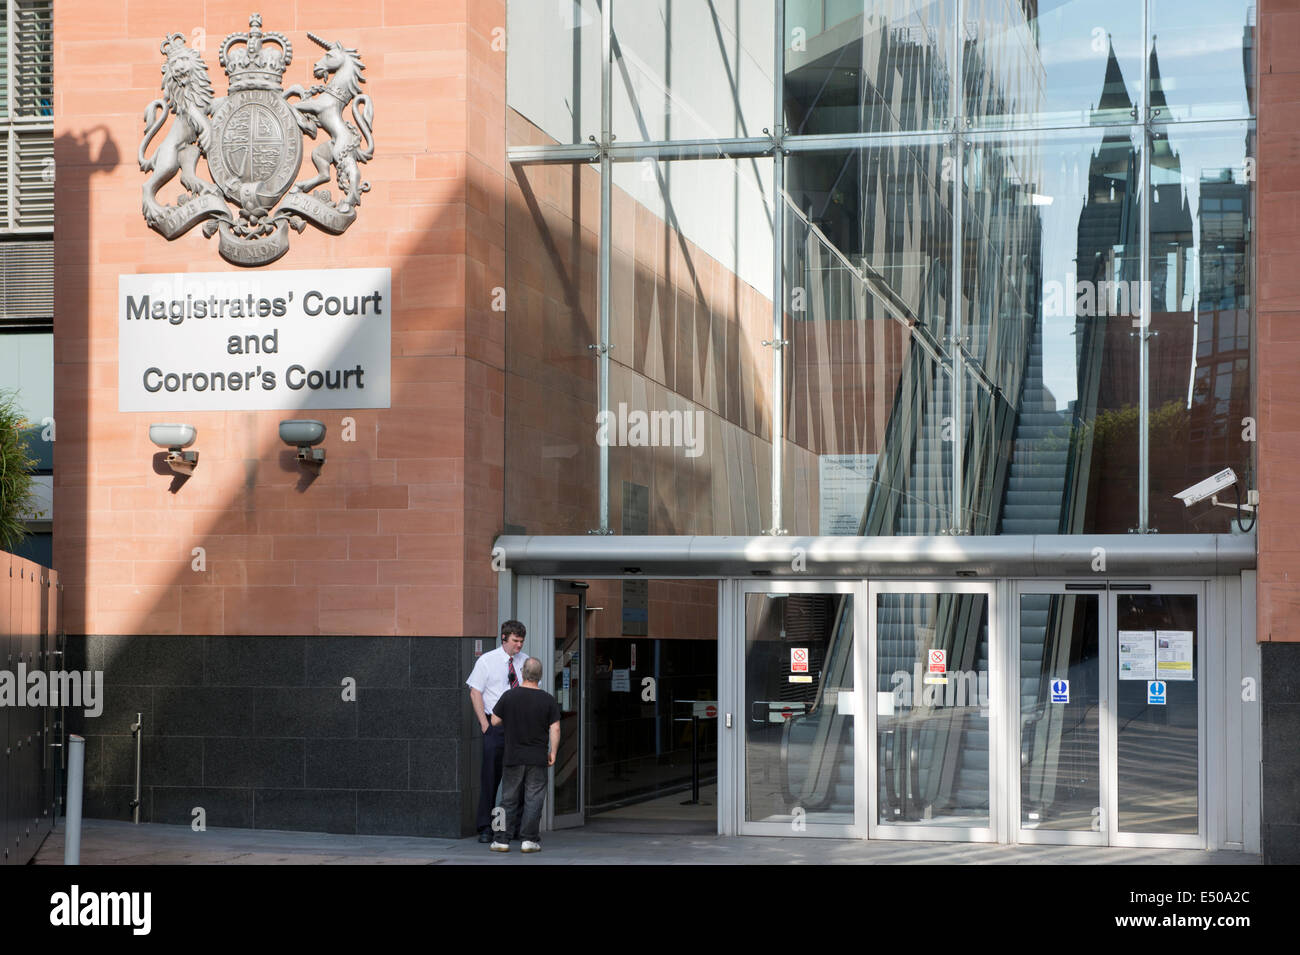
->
xmin=52 ymin=1 xmax=506 ymax=637
xmin=1258 ymin=0 xmax=1299 ymax=642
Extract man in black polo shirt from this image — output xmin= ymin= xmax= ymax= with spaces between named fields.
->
xmin=489 ymin=656 xmax=560 ymax=853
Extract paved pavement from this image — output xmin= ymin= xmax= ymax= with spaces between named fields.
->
xmin=34 ymin=818 xmax=1258 ymax=865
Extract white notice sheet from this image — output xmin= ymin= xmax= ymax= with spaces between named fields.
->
xmin=1156 ymin=630 xmax=1195 ymax=681
xmin=1118 ymin=631 xmax=1156 ymax=681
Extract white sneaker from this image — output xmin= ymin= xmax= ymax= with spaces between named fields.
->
xmin=490 ymin=840 xmax=510 ymax=852
xmin=521 ymin=840 xmax=541 ymax=853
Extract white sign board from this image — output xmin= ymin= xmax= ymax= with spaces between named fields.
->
xmin=818 ymin=454 xmax=878 ymax=535
xmin=118 ymin=269 xmax=392 ymax=412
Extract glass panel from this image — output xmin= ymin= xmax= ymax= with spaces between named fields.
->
xmin=1147 ymin=122 xmax=1254 ymax=533
xmin=583 ymin=579 xmax=718 ymax=825
xmin=784 ymin=0 xmax=955 ymax=134
xmin=1115 ymin=593 xmax=1199 ymax=834
xmin=553 ymin=591 xmax=584 ymax=818
xmin=612 ymin=0 xmax=776 ymax=144
xmin=745 ymin=592 xmax=854 ymax=825
xmin=964 ymin=0 xmax=1143 ymax=129
xmin=1149 ymin=0 xmax=1255 ymax=122
xmin=507 ymin=0 xmax=603 ymax=145
xmin=607 ymin=157 xmax=774 ymax=534
xmin=783 ymin=140 xmax=954 ymax=534
xmin=1019 ymin=593 xmax=1100 ymax=831
xmin=505 ymin=160 xmax=600 ymax=534
xmin=877 ymin=592 xmax=990 ymax=828
xmin=966 ymin=127 xmax=1143 ymax=534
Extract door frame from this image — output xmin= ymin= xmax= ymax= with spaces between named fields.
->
xmin=867 ymin=579 xmax=1001 ymax=843
xmin=1106 ymin=581 xmax=1207 ymax=850
xmin=1010 ymin=580 xmax=1109 ymax=846
xmin=1009 ymin=579 xmax=1208 ymax=849
xmin=728 ymin=578 xmax=867 ymax=839
xmin=549 ymin=579 xmax=588 ymax=830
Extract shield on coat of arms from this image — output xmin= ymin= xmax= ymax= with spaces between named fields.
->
xmin=206 ymin=89 xmax=303 ymax=214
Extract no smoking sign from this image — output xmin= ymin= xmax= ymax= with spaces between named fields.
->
xmin=791 ymin=648 xmax=809 ymax=673
xmin=928 ymin=649 xmax=947 ymax=674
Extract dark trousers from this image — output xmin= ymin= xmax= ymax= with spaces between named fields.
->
xmin=476 ymin=723 xmax=505 ymax=834
xmin=500 ymin=763 xmax=548 ymax=843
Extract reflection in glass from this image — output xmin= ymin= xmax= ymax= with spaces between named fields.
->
xmin=784 ymin=0 xmax=955 ymax=134
xmin=967 ymin=127 xmax=1142 ymax=534
xmin=745 ymin=593 xmax=854 ymax=825
xmin=1115 ymin=593 xmax=1198 ymax=834
xmin=1149 ymin=0 xmax=1255 ymax=121
xmin=1147 ymin=123 xmax=1253 ymax=534
xmin=782 ymin=141 xmax=954 ymax=534
xmin=877 ymin=593 xmax=990 ymax=828
xmin=965 ymin=0 xmax=1142 ymax=128
xmin=1020 ymin=594 xmax=1100 ymax=831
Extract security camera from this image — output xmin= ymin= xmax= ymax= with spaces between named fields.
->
xmin=280 ymin=419 xmax=326 ymax=466
xmin=149 ymin=423 xmax=198 ymax=475
xmin=1174 ymin=468 xmax=1237 ymax=507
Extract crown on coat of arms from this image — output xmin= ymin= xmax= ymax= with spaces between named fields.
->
xmin=219 ymin=13 xmax=292 ymax=92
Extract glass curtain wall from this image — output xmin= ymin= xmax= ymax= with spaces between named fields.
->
xmin=505 ymin=0 xmax=1255 ymax=537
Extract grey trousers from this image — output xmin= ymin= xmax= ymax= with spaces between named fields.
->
xmin=500 ymin=763 xmax=548 ymax=842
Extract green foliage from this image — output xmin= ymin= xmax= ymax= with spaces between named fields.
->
xmin=0 ymin=391 xmax=40 ymax=552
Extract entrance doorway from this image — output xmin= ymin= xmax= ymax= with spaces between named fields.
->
xmin=526 ymin=573 xmax=1226 ymax=846
xmin=546 ymin=578 xmax=719 ymax=834
xmin=1013 ymin=582 xmax=1205 ymax=848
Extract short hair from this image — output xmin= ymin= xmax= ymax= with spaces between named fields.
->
xmin=500 ymin=619 xmax=526 ymax=641
xmin=521 ymin=657 xmax=543 ymax=683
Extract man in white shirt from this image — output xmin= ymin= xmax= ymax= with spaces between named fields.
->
xmin=466 ymin=620 xmax=529 ymax=842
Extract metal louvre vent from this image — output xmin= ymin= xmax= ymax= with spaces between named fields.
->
xmin=14 ymin=126 xmax=50 ymax=227
xmin=0 ymin=135 xmax=9 ymax=224
xmin=13 ymin=0 xmax=51 ymax=118
xmin=0 ymin=238 xmax=52 ymax=324
xmin=0 ymin=6 xmax=9 ymax=120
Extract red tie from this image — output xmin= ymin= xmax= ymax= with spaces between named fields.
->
xmin=507 ymin=656 xmax=518 ymax=688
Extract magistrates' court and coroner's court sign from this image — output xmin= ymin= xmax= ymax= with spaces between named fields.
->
xmin=117 ymin=268 xmax=392 ymax=412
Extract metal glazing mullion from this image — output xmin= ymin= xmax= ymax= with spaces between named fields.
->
xmin=594 ymin=0 xmax=613 ymax=535
xmin=769 ymin=0 xmax=787 ymax=535
xmin=949 ymin=5 xmax=965 ymax=535
xmin=1138 ymin=0 xmax=1151 ymax=533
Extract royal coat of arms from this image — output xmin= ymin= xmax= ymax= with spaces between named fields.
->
xmin=137 ymin=14 xmax=376 ymax=266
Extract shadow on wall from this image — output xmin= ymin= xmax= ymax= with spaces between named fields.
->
xmin=52 ymin=114 xmax=506 ymax=835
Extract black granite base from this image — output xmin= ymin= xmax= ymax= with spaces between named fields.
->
xmin=1261 ymin=642 xmax=1300 ymax=864
xmin=64 ymin=634 xmax=486 ymax=838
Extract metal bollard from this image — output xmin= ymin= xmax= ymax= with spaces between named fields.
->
xmin=64 ymin=734 xmax=85 ymax=865
xmin=131 ymin=713 xmax=143 ymax=824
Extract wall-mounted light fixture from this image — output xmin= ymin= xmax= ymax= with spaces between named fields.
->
xmin=149 ymin=423 xmax=199 ymax=475
xmin=280 ymin=419 xmax=326 ymax=468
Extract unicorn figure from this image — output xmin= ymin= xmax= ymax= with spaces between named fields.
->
xmin=283 ymin=32 xmax=375 ymax=215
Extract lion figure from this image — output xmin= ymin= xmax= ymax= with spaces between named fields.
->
xmin=139 ymin=35 xmax=221 ymax=226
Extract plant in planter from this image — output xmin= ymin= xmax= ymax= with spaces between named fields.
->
xmin=0 ymin=390 xmax=40 ymax=552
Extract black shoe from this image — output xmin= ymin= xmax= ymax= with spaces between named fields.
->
xmin=477 ymin=831 xmax=493 ymax=843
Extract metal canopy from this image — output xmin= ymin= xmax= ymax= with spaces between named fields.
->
xmin=493 ymin=534 xmax=1256 ymax=578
